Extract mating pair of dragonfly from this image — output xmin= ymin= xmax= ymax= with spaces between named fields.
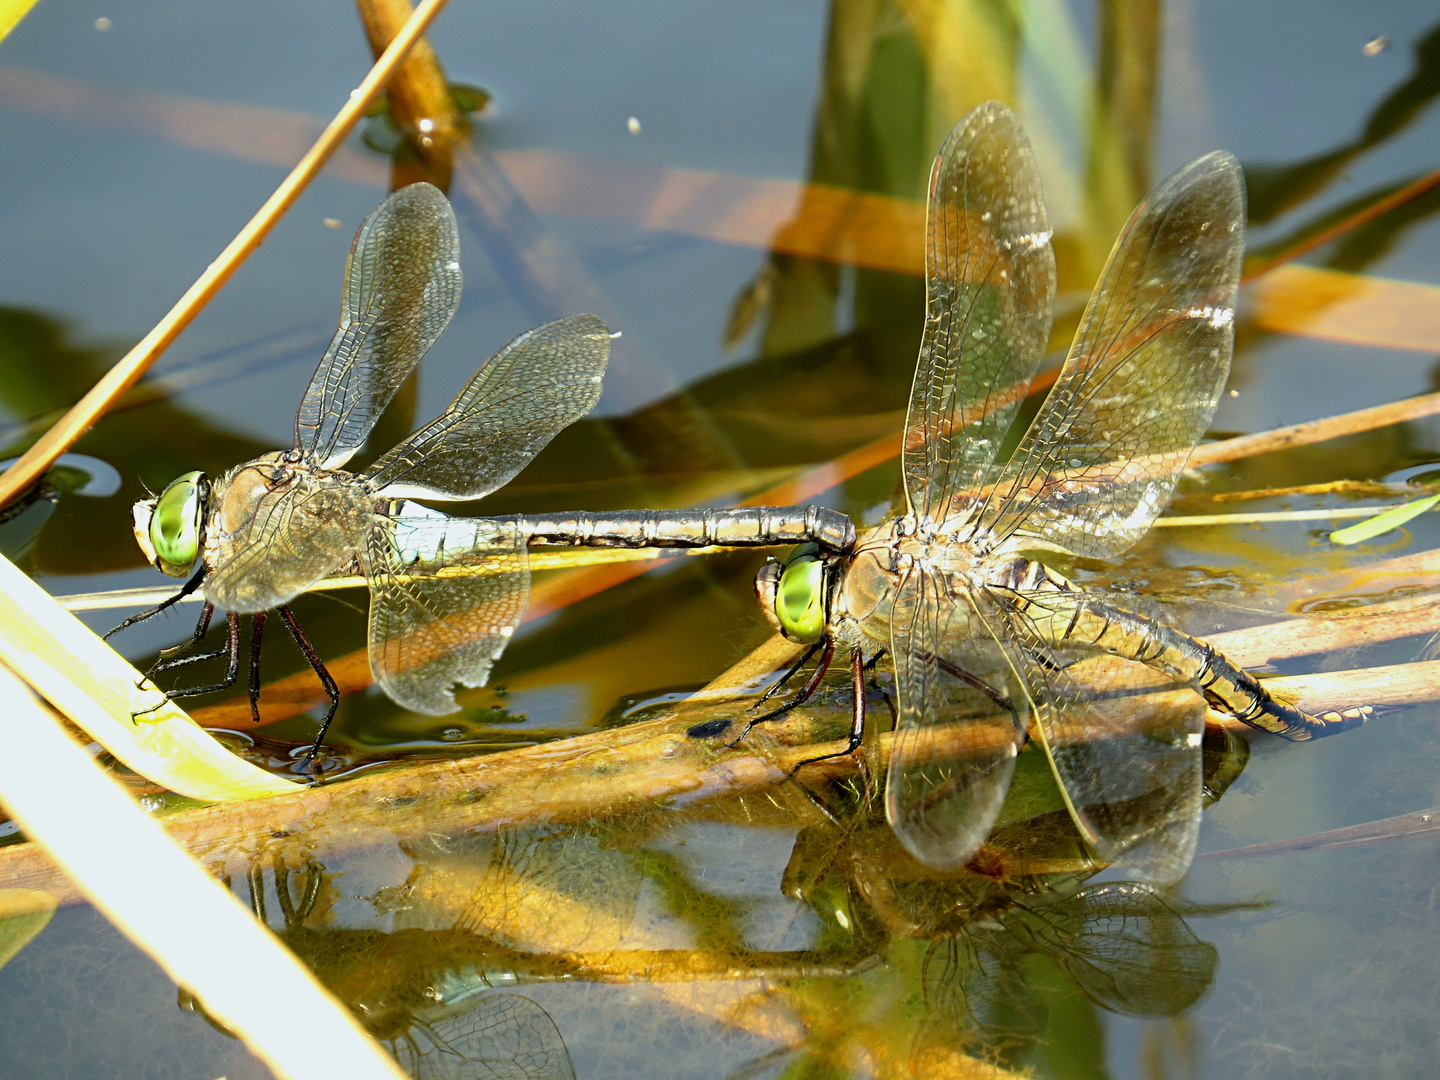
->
xmin=118 ymin=101 xmax=1369 ymax=884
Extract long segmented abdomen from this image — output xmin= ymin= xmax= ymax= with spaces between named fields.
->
xmin=493 ymin=506 xmax=855 ymax=555
xmin=995 ymin=587 xmax=1371 ymax=740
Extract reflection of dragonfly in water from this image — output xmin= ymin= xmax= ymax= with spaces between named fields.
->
xmin=111 ymin=182 xmax=853 ymax=769
xmin=856 ymin=864 xmax=1218 ymax=1066
xmin=744 ymin=101 xmax=1372 ymax=881
xmin=232 ymin=860 xmax=577 ymax=1080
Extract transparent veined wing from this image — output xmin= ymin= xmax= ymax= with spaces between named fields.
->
xmin=903 ymin=101 xmax=1056 ymax=524
xmin=388 ymin=992 xmax=575 ymax=1080
xmin=994 ymin=589 xmax=1204 ymax=884
xmin=295 ymin=182 xmax=463 ymax=469
xmin=364 ymin=506 xmax=529 ymax=714
xmin=919 ymin=934 xmax=1047 ymax=1062
xmin=363 ymin=315 xmax=610 ymax=501
xmin=1026 ymin=882 xmax=1217 ymax=1017
xmin=451 ymin=826 xmax=644 ymax=954
xmin=203 ymin=460 xmax=373 ymax=613
xmin=885 ymin=566 xmax=1029 ymax=869
xmin=981 ymin=153 xmax=1245 ymax=557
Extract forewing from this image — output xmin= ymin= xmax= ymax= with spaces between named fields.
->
xmin=365 ymin=506 xmax=530 ymax=715
xmin=995 ymin=589 xmax=1204 ymax=884
xmin=389 ymin=992 xmax=575 ymax=1080
xmin=363 ymin=314 xmax=610 ymax=500
xmin=904 ymin=101 xmax=1056 ymax=523
xmin=885 ymin=567 xmax=1029 ymax=870
xmin=295 ymin=183 xmax=462 ymax=468
xmin=982 ymin=153 xmax=1245 ymax=557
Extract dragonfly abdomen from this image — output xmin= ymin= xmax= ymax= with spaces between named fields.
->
xmin=1001 ymin=588 xmax=1372 ymax=740
xmin=495 ymin=507 xmax=855 ymax=554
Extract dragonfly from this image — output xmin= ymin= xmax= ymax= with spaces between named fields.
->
xmin=113 ymin=182 xmax=854 ymax=770
xmin=745 ymin=101 xmax=1373 ymax=883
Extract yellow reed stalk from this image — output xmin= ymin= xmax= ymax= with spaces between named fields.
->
xmin=0 ymin=663 xmax=407 ymax=1080
xmin=0 ymin=0 xmax=40 ymax=42
xmin=0 ymin=553 xmax=296 ymax=800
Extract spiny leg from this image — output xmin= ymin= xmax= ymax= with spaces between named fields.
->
xmin=933 ymin=655 xmax=1014 ymax=713
xmin=687 ymin=641 xmax=826 ymax=740
xmin=787 ymin=647 xmax=869 ymax=775
xmin=248 ymin=611 xmax=266 ymax=725
xmin=247 ymin=862 xmax=269 ymax=924
xmin=104 ymin=566 xmax=206 ymax=640
xmin=278 ymin=605 xmax=339 ymax=775
xmin=133 ymin=610 xmax=241 ymax=719
xmin=727 ymin=639 xmax=837 ymax=746
xmin=864 ymin=649 xmax=898 ymax=727
xmin=751 ymin=640 xmax=825 ymax=711
xmin=272 ymin=858 xmax=322 ymax=926
xmin=142 ymin=602 xmax=221 ymax=683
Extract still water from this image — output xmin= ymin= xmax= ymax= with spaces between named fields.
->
xmin=1 ymin=1 xmax=1440 ymax=1078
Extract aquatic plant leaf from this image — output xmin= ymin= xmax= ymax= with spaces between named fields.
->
xmin=1329 ymin=493 xmax=1440 ymax=544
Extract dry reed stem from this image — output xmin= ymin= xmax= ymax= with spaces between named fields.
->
xmin=1196 ymin=804 xmax=1440 ymax=862
xmin=3 ymin=632 xmax=1429 ymax=907
xmin=1189 ymin=391 xmax=1440 ymax=466
xmin=356 ymin=0 xmax=462 ymax=189
xmin=0 ymin=0 xmax=452 ymax=507
xmin=0 ymin=553 xmax=296 ymax=800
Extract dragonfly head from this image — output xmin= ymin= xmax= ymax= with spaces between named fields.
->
xmin=756 ymin=542 xmax=830 ymax=644
xmin=133 ymin=470 xmax=209 ymax=577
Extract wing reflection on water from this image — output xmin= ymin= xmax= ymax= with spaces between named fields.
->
xmin=175 ymin=722 xmax=1248 ymax=1078
xmin=764 ymin=716 xmax=1252 ymax=1072
xmin=242 ymin=857 xmax=579 ymax=1080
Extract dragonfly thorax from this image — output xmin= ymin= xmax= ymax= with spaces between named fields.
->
xmin=201 ymin=450 xmax=375 ymax=613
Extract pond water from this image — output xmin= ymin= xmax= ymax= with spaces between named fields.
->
xmin=1 ymin=1 xmax=1440 ymax=1078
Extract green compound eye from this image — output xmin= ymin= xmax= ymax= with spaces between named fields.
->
xmin=149 ymin=470 xmax=205 ymax=575
xmin=775 ymin=554 xmax=826 ymax=643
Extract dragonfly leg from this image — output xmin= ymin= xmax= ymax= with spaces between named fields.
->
xmin=933 ymin=656 xmax=1014 ymax=713
xmin=140 ymin=601 xmax=218 ymax=684
xmin=863 ymin=649 xmax=898 ymax=727
xmin=787 ymin=647 xmax=869 ymax=776
xmin=272 ymin=858 xmax=323 ymax=926
xmin=751 ymin=641 xmax=825 ymax=711
xmin=278 ymin=605 xmax=340 ymax=774
xmin=104 ymin=566 xmax=207 ymax=640
xmin=133 ymin=610 xmax=241 ymax=719
xmin=247 ymin=862 xmax=269 ymax=924
xmin=726 ymin=639 xmax=836 ymax=747
xmin=248 ymin=612 xmax=266 ymax=725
